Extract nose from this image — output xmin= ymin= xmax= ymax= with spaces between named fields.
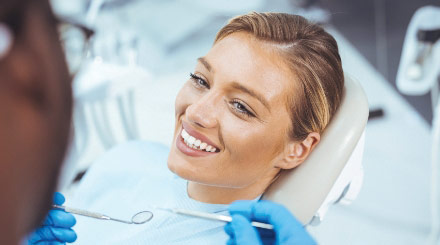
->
xmin=185 ymin=93 xmax=219 ymax=129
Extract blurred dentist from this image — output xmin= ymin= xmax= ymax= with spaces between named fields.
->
xmin=0 ymin=0 xmax=73 ymax=244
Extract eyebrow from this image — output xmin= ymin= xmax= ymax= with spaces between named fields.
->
xmin=197 ymin=57 xmax=213 ymax=72
xmin=197 ymin=57 xmax=270 ymax=112
xmin=230 ymin=82 xmax=271 ymax=112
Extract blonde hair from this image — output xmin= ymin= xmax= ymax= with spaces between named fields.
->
xmin=215 ymin=12 xmax=344 ymax=141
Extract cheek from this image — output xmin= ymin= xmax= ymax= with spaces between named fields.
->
xmin=224 ymin=121 xmax=283 ymax=165
xmin=213 ymin=124 xmax=283 ymax=187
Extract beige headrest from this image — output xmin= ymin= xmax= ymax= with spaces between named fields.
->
xmin=262 ymin=76 xmax=369 ymax=225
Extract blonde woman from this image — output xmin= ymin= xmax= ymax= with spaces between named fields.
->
xmin=33 ymin=12 xmax=343 ymax=244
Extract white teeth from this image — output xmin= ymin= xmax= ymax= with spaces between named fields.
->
xmin=187 ymin=136 xmax=196 ymax=145
xmin=181 ymin=129 xmax=218 ymax=153
xmin=181 ymin=130 xmax=189 ymax=139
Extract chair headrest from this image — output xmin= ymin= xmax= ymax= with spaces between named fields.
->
xmin=262 ymin=75 xmax=369 ymax=225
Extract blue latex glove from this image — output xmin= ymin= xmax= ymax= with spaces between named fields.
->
xmin=224 ymin=200 xmax=316 ymax=245
xmin=28 ymin=192 xmax=77 ymax=244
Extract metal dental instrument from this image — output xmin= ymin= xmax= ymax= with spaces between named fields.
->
xmin=52 ymin=205 xmax=153 ymax=225
xmin=157 ymin=207 xmax=274 ymax=230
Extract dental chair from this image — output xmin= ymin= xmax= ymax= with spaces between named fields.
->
xmin=263 ymin=75 xmax=369 ymax=225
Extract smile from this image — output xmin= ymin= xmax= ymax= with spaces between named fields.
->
xmin=181 ymin=129 xmax=218 ymax=152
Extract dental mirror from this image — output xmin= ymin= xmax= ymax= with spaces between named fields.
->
xmin=53 ymin=205 xmax=154 ymax=225
xmin=131 ymin=211 xmax=154 ymax=224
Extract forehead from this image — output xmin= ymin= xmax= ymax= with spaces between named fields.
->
xmin=205 ymin=32 xmax=295 ymax=108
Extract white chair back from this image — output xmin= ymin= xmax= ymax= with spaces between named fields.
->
xmin=263 ymin=76 xmax=369 ymax=225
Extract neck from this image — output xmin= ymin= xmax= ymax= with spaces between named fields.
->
xmin=187 ymin=171 xmax=279 ymax=204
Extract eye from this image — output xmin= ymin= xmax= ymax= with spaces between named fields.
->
xmin=190 ymin=73 xmax=210 ymax=89
xmin=230 ymin=99 xmax=255 ymax=118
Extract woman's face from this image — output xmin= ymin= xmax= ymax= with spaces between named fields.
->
xmin=168 ymin=32 xmax=297 ymax=188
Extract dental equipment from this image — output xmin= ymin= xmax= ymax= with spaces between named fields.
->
xmin=52 ymin=205 xmax=153 ymax=225
xmin=406 ymin=28 xmax=440 ymax=81
xmin=397 ymin=6 xmax=440 ymax=97
xmin=156 ymin=207 xmax=274 ymax=230
xmin=397 ymin=6 xmax=440 ymax=244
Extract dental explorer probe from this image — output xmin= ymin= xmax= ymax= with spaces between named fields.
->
xmin=52 ymin=205 xmax=153 ymax=224
xmin=156 ymin=207 xmax=274 ymax=230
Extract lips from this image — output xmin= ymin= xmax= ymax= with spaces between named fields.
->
xmin=181 ymin=129 xmax=218 ymax=152
xmin=175 ymin=121 xmax=221 ymax=157
xmin=182 ymin=121 xmax=220 ymax=150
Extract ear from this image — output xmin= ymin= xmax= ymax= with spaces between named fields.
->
xmin=275 ymin=132 xmax=321 ymax=170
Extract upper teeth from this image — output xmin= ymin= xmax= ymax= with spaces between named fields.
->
xmin=181 ymin=129 xmax=217 ymax=152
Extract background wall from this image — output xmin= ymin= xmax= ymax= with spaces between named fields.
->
xmin=321 ymin=0 xmax=440 ymax=123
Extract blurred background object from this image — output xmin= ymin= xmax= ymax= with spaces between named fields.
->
xmin=321 ymin=0 xmax=440 ymax=123
xmin=49 ymin=0 xmax=440 ymax=244
xmin=395 ymin=6 xmax=440 ymax=244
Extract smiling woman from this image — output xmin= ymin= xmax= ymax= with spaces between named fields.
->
xmin=168 ymin=13 xmax=343 ymax=205
xmin=67 ymin=12 xmax=344 ymax=244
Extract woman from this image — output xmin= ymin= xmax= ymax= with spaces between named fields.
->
xmin=35 ymin=12 xmax=343 ymax=244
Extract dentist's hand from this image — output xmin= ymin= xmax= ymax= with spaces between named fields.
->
xmin=28 ymin=192 xmax=77 ymax=244
xmin=224 ymin=200 xmax=316 ymax=245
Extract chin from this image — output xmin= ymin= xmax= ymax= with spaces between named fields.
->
xmin=167 ymin=152 xmax=200 ymax=182
xmin=167 ymin=139 xmax=246 ymax=188
xmin=167 ymin=159 xmax=208 ymax=187
xmin=167 ymin=137 xmax=206 ymax=182
xmin=167 ymin=146 xmax=190 ymax=178
xmin=167 ymin=157 xmax=240 ymax=189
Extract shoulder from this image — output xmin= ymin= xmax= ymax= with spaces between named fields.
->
xmin=98 ymin=140 xmax=169 ymax=170
xmin=100 ymin=140 xmax=169 ymax=163
xmin=92 ymin=140 xmax=169 ymax=175
xmin=70 ymin=140 xmax=171 ymax=205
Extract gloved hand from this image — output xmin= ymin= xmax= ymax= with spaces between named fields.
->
xmin=28 ymin=192 xmax=77 ymax=244
xmin=224 ymin=200 xmax=316 ymax=245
